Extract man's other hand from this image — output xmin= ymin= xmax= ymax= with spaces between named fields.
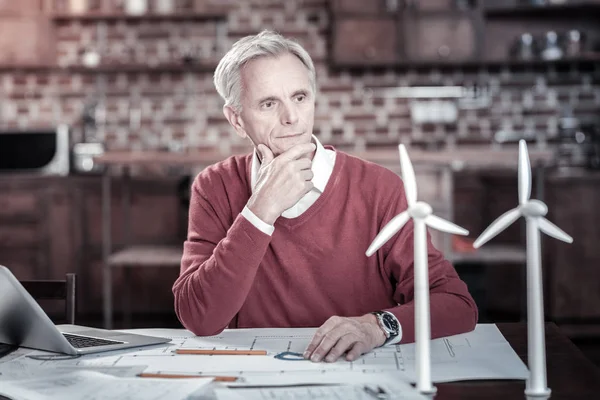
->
xmin=303 ymin=314 xmax=386 ymax=363
xmin=247 ymin=142 xmax=316 ymax=225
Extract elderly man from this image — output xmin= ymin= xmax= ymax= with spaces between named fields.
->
xmin=173 ymin=30 xmax=477 ymax=363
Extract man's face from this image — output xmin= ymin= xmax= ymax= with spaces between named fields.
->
xmin=227 ymin=53 xmax=315 ymax=158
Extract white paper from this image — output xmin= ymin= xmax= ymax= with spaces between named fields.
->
xmin=2 ymin=324 xmax=528 ymax=385
xmin=228 ymin=370 xmax=414 ymax=387
xmin=216 ymin=371 xmax=425 ymax=400
xmin=0 ymin=370 xmax=213 ymax=400
xmin=0 ymin=361 xmax=147 ymax=380
xmin=215 ymin=382 xmax=424 ymax=400
xmin=115 ymin=324 xmax=528 ymax=382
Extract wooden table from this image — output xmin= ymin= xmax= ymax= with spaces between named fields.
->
xmin=435 ymin=322 xmax=600 ymax=399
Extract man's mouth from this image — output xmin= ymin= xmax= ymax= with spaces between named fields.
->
xmin=279 ymin=132 xmax=304 ymax=138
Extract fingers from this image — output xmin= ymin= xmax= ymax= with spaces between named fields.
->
xmin=295 ymin=157 xmax=312 ymax=171
xmin=309 ymin=328 xmax=366 ymax=363
xmin=304 ymin=319 xmax=369 ymax=363
xmin=304 ymin=316 xmax=380 ymax=363
xmin=304 ymin=316 xmax=341 ymax=360
xmin=346 ymin=341 xmax=368 ymax=362
xmin=322 ymin=332 xmax=361 ymax=362
xmin=257 ymin=144 xmax=274 ymax=164
xmin=279 ymin=142 xmax=316 ymax=161
xmin=301 ymin=169 xmax=314 ymax=182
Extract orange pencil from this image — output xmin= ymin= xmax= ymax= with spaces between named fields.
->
xmin=138 ymin=373 xmax=238 ymax=382
xmin=175 ymin=349 xmax=267 ymax=356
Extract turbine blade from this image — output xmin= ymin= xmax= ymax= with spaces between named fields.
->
xmin=399 ymin=144 xmax=417 ymax=206
xmin=519 ymin=139 xmax=532 ymax=205
xmin=473 ymin=208 xmax=521 ymax=248
xmin=425 ymin=215 xmax=469 ymax=236
xmin=366 ymin=212 xmax=410 ymax=256
xmin=539 ymin=218 xmax=573 ymax=243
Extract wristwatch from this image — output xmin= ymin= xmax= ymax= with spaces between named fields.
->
xmin=371 ymin=311 xmax=401 ymax=345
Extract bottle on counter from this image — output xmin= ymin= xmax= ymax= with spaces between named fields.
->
xmin=541 ymin=31 xmax=563 ymax=61
xmin=69 ymin=0 xmax=88 ymax=13
xmin=565 ymin=30 xmax=585 ymax=58
xmin=124 ymin=0 xmax=148 ymax=15
xmin=154 ymin=0 xmax=175 ymax=14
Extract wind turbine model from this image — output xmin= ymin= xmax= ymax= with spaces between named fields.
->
xmin=366 ymin=144 xmax=469 ymax=396
xmin=473 ymin=139 xmax=573 ymax=399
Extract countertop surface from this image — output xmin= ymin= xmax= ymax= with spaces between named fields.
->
xmin=93 ymin=146 xmax=555 ymax=170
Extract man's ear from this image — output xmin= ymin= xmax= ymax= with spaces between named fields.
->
xmin=223 ymin=105 xmax=247 ymax=139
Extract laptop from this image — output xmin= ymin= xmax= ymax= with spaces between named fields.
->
xmin=0 ymin=265 xmax=171 ymax=355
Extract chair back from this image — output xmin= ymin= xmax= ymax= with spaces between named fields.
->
xmin=20 ymin=273 xmax=77 ymax=324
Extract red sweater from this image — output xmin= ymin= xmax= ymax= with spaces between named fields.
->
xmin=173 ymin=149 xmax=478 ymax=343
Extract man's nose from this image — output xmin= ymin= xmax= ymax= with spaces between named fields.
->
xmin=280 ymin=102 xmax=299 ymax=125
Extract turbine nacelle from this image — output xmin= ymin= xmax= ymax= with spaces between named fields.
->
xmin=409 ymin=202 xmax=433 ymax=219
xmin=520 ymin=200 xmax=548 ymax=218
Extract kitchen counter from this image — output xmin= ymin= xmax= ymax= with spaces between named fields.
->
xmin=94 ymin=146 xmax=555 ymax=170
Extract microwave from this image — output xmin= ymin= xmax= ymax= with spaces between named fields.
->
xmin=0 ymin=125 xmax=70 ymax=175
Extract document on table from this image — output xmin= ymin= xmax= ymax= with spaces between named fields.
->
xmin=215 ymin=383 xmax=424 ymax=400
xmin=113 ymin=324 xmax=529 ymax=382
xmin=217 ymin=371 xmax=427 ymax=400
xmin=7 ymin=324 xmax=528 ymax=383
xmin=0 ymin=370 xmax=213 ymax=400
xmin=0 ymin=360 xmax=147 ymax=380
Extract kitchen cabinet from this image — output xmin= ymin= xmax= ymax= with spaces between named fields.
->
xmin=0 ymin=17 xmax=55 ymax=66
xmin=403 ymin=12 xmax=482 ymax=62
xmin=330 ymin=0 xmax=397 ymax=15
xmin=406 ymin=0 xmax=464 ymax=12
xmin=0 ymin=174 xmax=185 ymax=324
xmin=73 ymin=175 xmax=185 ymax=320
xmin=330 ymin=2 xmax=481 ymax=67
xmin=0 ymin=0 xmax=42 ymax=16
xmin=450 ymin=168 xmax=600 ymax=336
xmin=0 ymin=0 xmax=54 ymax=66
xmin=329 ymin=1 xmax=600 ymax=68
xmin=0 ymin=176 xmax=73 ymax=281
xmin=331 ymin=17 xmax=401 ymax=66
xmin=544 ymin=170 xmax=600 ymax=327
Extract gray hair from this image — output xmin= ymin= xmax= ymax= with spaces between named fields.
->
xmin=213 ymin=30 xmax=316 ymax=112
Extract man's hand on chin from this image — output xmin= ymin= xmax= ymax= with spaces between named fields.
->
xmin=303 ymin=314 xmax=386 ymax=363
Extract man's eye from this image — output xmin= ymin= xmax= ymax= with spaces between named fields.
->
xmin=295 ymin=95 xmax=306 ymax=103
xmin=263 ymin=101 xmax=274 ymax=109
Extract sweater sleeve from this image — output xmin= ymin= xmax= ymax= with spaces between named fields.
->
xmin=172 ymin=173 xmax=271 ymax=336
xmin=379 ymin=179 xmax=478 ymax=344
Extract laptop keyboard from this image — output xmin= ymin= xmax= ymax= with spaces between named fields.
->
xmin=62 ymin=333 xmax=125 ymax=348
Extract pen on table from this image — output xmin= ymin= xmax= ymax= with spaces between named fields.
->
xmin=138 ymin=373 xmax=238 ymax=382
xmin=175 ymin=349 xmax=267 ymax=356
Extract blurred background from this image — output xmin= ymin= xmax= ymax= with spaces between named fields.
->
xmin=0 ymin=0 xmax=599 ymax=364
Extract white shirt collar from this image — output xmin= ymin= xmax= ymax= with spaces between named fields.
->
xmin=250 ymin=135 xmax=333 ymax=194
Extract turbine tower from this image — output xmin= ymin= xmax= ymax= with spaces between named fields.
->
xmin=366 ymin=144 xmax=469 ymax=396
xmin=473 ymin=139 xmax=573 ymax=399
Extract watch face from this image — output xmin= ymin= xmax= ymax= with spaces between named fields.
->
xmin=382 ymin=313 xmax=399 ymax=333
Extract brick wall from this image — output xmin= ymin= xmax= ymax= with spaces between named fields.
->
xmin=0 ymin=0 xmax=599 ymax=154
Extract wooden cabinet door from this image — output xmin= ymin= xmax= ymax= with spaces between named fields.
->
xmin=331 ymin=0 xmax=396 ymax=15
xmin=545 ymin=173 xmax=600 ymax=320
xmin=407 ymin=0 xmax=460 ymax=11
xmin=331 ymin=17 xmax=401 ymax=66
xmin=0 ymin=17 xmax=55 ymax=66
xmin=403 ymin=12 xmax=480 ymax=62
xmin=0 ymin=0 xmax=42 ymax=16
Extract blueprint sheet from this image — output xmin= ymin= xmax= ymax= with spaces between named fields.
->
xmin=0 ymin=370 xmax=213 ymax=400
xmin=1 ymin=324 xmax=528 ymax=384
